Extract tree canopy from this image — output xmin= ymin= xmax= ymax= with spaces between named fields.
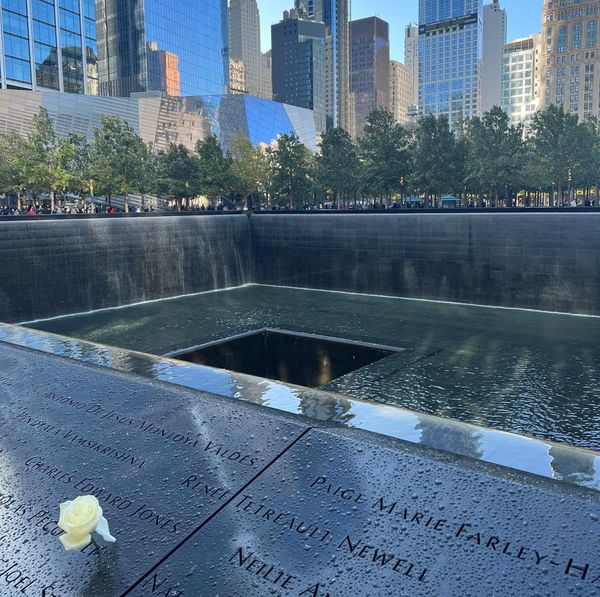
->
xmin=2 ymin=104 xmax=600 ymax=211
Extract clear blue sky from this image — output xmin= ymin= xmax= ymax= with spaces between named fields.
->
xmin=258 ymin=0 xmax=543 ymax=61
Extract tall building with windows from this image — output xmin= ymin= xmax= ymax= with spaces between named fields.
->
xmin=350 ymin=16 xmax=390 ymax=137
xmin=0 ymin=0 xmax=98 ymax=94
xmin=95 ymin=0 xmax=229 ymax=97
xmin=480 ymin=0 xmax=507 ymax=112
xmin=541 ymin=0 xmax=600 ymax=119
xmin=294 ymin=0 xmax=350 ymax=131
xmin=389 ymin=60 xmax=413 ymax=125
xmin=418 ymin=0 xmax=483 ymax=125
xmin=229 ymin=58 xmax=247 ymax=95
xmin=272 ymin=10 xmax=326 ymax=134
xmin=502 ymin=34 xmax=542 ymax=127
xmin=228 ymin=0 xmax=261 ymax=98
xmin=405 ymin=24 xmax=419 ymax=109
xmin=260 ymin=50 xmax=272 ymax=100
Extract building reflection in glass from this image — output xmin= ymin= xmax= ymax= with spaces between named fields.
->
xmin=96 ymin=0 xmax=228 ymax=97
xmin=147 ymin=42 xmax=180 ymax=97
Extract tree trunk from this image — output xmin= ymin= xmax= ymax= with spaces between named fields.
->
xmin=50 ymin=190 xmax=55 ymax=212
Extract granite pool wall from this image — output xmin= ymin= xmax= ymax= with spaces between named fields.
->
xmin=1 ymin=211 xmax=599 ymax=322
xmin=0 ymin=214 xmax=252 ymax=322
xmin=250 ymin=212 xmax=600 ymax=315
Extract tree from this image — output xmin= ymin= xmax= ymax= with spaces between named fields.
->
xmin=195 ymin=135 xmax=234 ymax=206
xmin=317 ymin=127 xmax=359 ymax=207
xmin=156 ymin=144 xmax=200 ymax=210
xmin=230 ymin=132 xmax=270 ymax=208
xmin=0 ymin=130 xmax=28 ymax=209
xmin=269 ymin=133 xmax=312 ymax=209
xmin=92 ymin=115 xmax=151 ymax=211
xmin=66 ymin=134 xmax=94 ymax=208
xmin=25 ymin=108 xmax=74 ymax=210
xmin=529 ymin=105 xmax=583 ymax=205
xmin=572 ymin=117 xmax=600 ymax=203
xmin=359 ymin=108 xmax=410 ymax=204
xmin=468 ymin=107 xmax=525 ymax=206
xmin=412 ymin=114 xmax=457 ymax=205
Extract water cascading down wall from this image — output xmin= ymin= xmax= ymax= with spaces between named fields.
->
xmin=0 ymin=212 xmax=599 ymax=323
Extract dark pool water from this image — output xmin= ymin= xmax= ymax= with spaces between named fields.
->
xmin=27 ymin=285 xmax=600 ymax=450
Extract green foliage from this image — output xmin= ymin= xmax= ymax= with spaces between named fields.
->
xmin=0 ymin=130 xmax=28 ymax=204
xmin=25 ymin=108 xmax=75 ymax=207
xmin=359 ymin=108 xmax=410 ymax=202
xmin=317 ymin=127 xmax=360 ymax=205
xmin=156 ymin=144 xmax=199 ymax=209
xmin=269 ymin=133 xmax=312 ymax=208
xmin=92 ymin=115 xmax=152 ymax=202
xmin=66 ymin=133 xmax=93 ymax=199
xmin=4 ymin=104 xmax=600 ymax=210
xmin=467 ymin=107 xmax=525 ymax=205
xmin=230 ymin=132 xmax=271 ymax=207
xmin=528 ymin=104 xmax=589 ymax=204
xmin=412 ymin=114 xmax=458 ymax=200
xmin=195 ymin=135 xmax=234 ymax=204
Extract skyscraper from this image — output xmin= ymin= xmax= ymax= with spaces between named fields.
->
xmin=541 ymin=0 xmax=600 ymax=120
xmin=229 ymin=58 xmax=247 ymax=95
xmin=480 ymin=0 xmax=507 ymax=113
xmin=502 ymin=34 xmax=542 ymax=127
xmin=0 ymin=0 xmax=97 ymax=94
xmin=295 ymin=0 xmax=350 ymax=131
xmin=350 ymin=16 xmax=390 ymax=137
xmin=228 ymin=0 xmax=262 ymax=98
xmin=272 ymin=10 xmax=327 ymax=134
xmin=418 ymin=0 xmax=483 ymax=125
xmin=95 ymin=0 xmax=229 ymax=97
xmin=260 ymin=51 xmax=272 ymax=100
xmin=389 ymin=61 xmax=413 ymax=125
xmin=405 ymin=24 xmax=419 ymax=109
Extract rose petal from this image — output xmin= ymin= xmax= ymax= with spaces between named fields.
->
xmin=95 ymin=515 xmax=116 ymax=543
xmin=60 ymin=532 xmax=91 ymax=552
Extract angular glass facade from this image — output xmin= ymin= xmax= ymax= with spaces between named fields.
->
xmin=0 ymin=90 xmax=317 ymax=156
xmin=192 ymin=95 xmax=318 ymax=153
xmin=0 ymin=0 xmax=95 ymax=93
xmin=418 ymin=0 xmax=483 ymax=125
xmin=96 ymin=0 xmax=229 ymax=98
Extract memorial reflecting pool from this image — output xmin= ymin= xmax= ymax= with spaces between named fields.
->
xmin=26 ymin=284 xmax=600 ymax=450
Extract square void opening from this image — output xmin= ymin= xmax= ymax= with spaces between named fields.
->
xmin=171 ymin=328 xmax=402 ymax=388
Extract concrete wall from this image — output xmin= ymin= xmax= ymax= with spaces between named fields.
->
xmin=1 ymin=212 xmax=599 ymax=322
xmin=250 ymin=213 xmax=600 ymax=315
xmin=0 ymin=215 xmax=252 ymax=323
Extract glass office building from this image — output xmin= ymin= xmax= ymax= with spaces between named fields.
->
xmin=350 ymin=17 xmax=390 ymax=137
xmin=295 ymin=0 xmax=350 ymax=130
xmin=95 ymin=0 xmax=229 ymax=97
xmin=418 ymin=0 xmax=483 ymax=125
xmin=0 ymin=0 xmax=98 ymax=94
xmin=272 ymin=10 xmax=326 ymax=134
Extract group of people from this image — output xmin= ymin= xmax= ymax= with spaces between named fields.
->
xmin=0 ymin=205 xmax=154 ymax=216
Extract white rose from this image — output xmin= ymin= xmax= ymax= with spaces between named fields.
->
xmin=58 ymin=495 xmax=116 ymax=551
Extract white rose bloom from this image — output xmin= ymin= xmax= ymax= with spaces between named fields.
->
xmin=58 ymin=495 xmax=116 ymax=551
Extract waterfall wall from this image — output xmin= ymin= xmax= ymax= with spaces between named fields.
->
xmin=1 ymin=212 xmax=599 ymax=322
xmin=250 ymin=213 xmax=600 ymax=315
xmin=0 ymin=215 xmax=252 ymax=322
